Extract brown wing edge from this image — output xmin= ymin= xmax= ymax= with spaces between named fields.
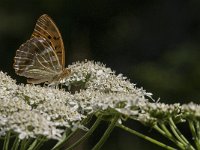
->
xmin=32 ymin=14 xmax=66 ymax=69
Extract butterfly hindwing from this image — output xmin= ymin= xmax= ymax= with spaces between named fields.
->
xmin=14 ymin=37 xmax=62 ymax=83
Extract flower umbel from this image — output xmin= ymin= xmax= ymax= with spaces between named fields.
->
xmin=0 ymin=71 xmax=83 ymax=140
xmin=0 ymin=61 xmax=200 ymax=150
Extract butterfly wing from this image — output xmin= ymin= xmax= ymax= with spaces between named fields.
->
xmin=13 ymin=37 xmax=62 ymax=84
xmin=31 ymin=14 xmax=65 ymax=69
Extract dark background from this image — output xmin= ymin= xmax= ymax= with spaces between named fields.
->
xmin=0 ymin=0 xmax=200 ymax=149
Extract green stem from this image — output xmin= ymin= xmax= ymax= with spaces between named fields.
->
xmin=196 ymin=121 xmax=200 ymax=139
xmin=159 ymin=124 xmax=174 ymax=138
xmin=3 ymin=131 xmax=11 ymax=150
xmin=53 ymin=114 xmax=93 ymax=150
xmin=23 ymin=138 xmax=34 ymax=150
xmin=118 ymin=124 xmax=176 ymax=150
xmin=11 ymin=136 xmax=21 ymax=150
xmin=52 ymin=129 xmax=72 ymax=150
xmin=153 ymin=124 xmax=166 ymax=135
xmin=27 ymin=136 xmax=46 ymax=150
xmin=169 ymin=118 xmax=195 ymax=150
xmin=154 ymin=124 xmax=185 ymax=149
xmin=65 ymin=116 xmax=103 ymax=150
xmin=33 ymin=137 xmax=46 ymax=150
xmin=195 ymin=121 xmax=200 ymax=150
xmin=27 ymin=138 xmax=39 ymax=150
xmin=189 ymin=120 xmax=200 ymax=150
xmin=20 ymin=139 xmax=27 ymax=150
xmin=92 ymin=115 xmax=119 ymax=150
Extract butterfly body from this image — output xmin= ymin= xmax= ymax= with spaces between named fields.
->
xmin=14 ymin=14 xmax=70 ymax=84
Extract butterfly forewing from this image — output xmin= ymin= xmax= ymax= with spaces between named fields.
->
xmin=31 ymin=14 xmax=65 ymax=68
xmin=14 ymin=37 xmax=62 ymax=83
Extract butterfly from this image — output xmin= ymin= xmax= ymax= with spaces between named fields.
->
xmin=13 ymin=14 xmax=71 ymax=84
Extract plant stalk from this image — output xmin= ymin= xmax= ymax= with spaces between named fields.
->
xmin=92 ymin=115 xmax=119 ymax=150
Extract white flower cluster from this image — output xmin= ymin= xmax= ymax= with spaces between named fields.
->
xmin=65 ymin=60 xmax=151 ymax=118
xmin=182 ymin=103 xmax=200 ymax=120
xmin=137 ymin=102 xmax=183 ymax=126
xmin=0 ymin=72 xmax=83 ymax=140
xmin=66 ymin=61 xmax=151 ymax=95
xmin=6 ymin=110 xmax=63 ymax=140
xmin=73 ymin=90 xmax=148 ymax=117
xmin=3 ymin=60 xmax=198 ymax=141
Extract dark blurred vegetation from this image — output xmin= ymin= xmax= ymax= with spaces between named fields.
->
xmin=1 ymin=0 xmax=200 ymax=149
